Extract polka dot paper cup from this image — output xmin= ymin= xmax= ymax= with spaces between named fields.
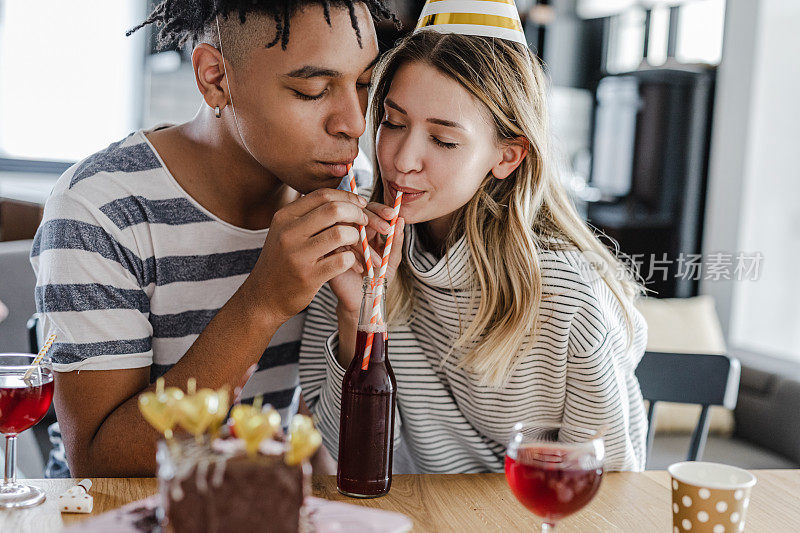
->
xmin=668 ymin=462 xmax=757 ymax=533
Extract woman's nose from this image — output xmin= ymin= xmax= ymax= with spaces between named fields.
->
xmin=393 ymin=133 xmax=423 ymax=174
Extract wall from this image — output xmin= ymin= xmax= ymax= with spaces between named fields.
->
xmin=701 ymin=0 xmax=800 ymax=363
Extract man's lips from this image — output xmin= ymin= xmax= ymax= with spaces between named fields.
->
xmin=317 ymin=161 xmax=352 ymax=178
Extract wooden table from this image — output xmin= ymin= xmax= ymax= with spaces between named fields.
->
xmin=1 ymin=471 xmax=798 ymax=532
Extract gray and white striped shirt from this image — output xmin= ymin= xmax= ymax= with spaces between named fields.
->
xmin=300 ymin=224 xmax=649 ymax=473
xmin=31 ymin=126 xmax=308 ymax=416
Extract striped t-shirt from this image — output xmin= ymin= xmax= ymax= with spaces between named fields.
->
xmin=32 ymin=126 xmax=314 ymax=418
xmin=300 ymin=224 xmax=649 ymax=473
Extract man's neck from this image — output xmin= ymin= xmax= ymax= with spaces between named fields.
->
xmin=147 ymin=110 xmax=299 ymax=230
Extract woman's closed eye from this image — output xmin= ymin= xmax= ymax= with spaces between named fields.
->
xmin=380 ymin=119 xmax=404 ymax=130
xmin=381 ymin=120 xmax=458 ymax=149
xmin=431 ymin=136 xmax=458 ymax=149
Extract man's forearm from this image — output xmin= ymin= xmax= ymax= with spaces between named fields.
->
xmin=68 ymin=286 xmax=284 ymax=477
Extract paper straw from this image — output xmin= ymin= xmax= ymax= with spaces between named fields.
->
xmin=345 ymin=164 xmax=375 ymax=281
xmin=362 ymin=190 xmax=402 ymax=370
xmin=23 ymin=334 xmax=56 ymax=381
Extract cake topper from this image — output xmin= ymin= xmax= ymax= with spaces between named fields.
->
xmin=138 ymin=377 xmax=184 ymax=440
xmin=138 ymin=377 xmax=323 ymax=464
xmin=230 ymin=396 xmax=282 ymax=456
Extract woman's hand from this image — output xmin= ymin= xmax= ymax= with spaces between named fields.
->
xmin=328 ymin=201 xmax=405 ymax=318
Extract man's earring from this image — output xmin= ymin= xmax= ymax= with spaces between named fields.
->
xmin=214 ymin=105 xmax=221 ymax=119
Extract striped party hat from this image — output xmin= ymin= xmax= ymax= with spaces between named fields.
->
xmin=415 ymin=0 xmax=527 ymax=46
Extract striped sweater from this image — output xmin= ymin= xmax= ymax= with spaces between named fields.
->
xmin=299 ymin=224 xmax=648 ymax=472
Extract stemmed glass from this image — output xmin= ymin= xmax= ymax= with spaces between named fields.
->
xmin=0 ymin=353 xmax=54 ymax=508
xmin=505 ymin=422 xmax=605 ymax=531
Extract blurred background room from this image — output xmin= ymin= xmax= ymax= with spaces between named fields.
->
xmin=1 ymin=0 xmax=798 ymax=477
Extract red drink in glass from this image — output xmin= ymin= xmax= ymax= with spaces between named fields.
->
xmin=505 ymin=448 xmax=604 ymax=522
xmin=0 ymin=374 xmax=54 ymax=435
xmin=1 ymin=353 xmax=55 ymax=509
xmin=337 ymin=277 xmax=396 ymax=498
xmin=505 ymin=424 xmax=605 ymax=531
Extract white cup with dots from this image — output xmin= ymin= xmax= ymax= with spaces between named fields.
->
xmin=668 ymin=462 xmax=757 ymax=533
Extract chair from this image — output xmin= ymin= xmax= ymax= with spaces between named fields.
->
xmin=0 ymin=239 xmax=36 ymax=353
xmin=636 ymin=351 xmax=740 ymax=461
xmin=27 ymin=313 xmax=41 ymax=353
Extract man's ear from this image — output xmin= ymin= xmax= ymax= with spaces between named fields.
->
xmin=192 ymin=43 xmax=229 ymax=111
xmin=491 ymin=137 xmax=529 ymax=180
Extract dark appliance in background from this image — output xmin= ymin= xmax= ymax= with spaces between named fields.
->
xmin=587 ymin=65 xmax=716 ymax=298
xmin=525 ymin=1 xmax=719 ymax=298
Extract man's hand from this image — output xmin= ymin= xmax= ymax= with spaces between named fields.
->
xmin=243 ymin=189 xmax=370 ymax=322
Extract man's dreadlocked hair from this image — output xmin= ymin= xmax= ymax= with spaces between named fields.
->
xmin=127 ymin=0 xmax=398 ymax=51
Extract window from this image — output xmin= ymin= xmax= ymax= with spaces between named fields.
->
xmin=602 ymin=0 xmax=726 ymax=74
xmin=0 ymin=0 xmax=145 ymax=162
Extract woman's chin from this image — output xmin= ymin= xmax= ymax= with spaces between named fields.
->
xmin=398 ymin=206 xmax=422 ymax=225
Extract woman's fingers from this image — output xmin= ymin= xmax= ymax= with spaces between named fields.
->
xmin=367 ymin=217 xmax=405 ymax=278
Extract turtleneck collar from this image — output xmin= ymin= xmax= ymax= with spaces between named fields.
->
xmin=403 ymin=223 xmax=474 ymax=291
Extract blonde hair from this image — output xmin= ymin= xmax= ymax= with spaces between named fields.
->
xmin=369 ymin=31 xmax=644 ymax=387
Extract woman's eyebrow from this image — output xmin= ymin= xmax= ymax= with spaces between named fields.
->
xmin=385 ymin=98 xmax=407 ymax=114
xmin=385 ymin=98 xmax=465 ymax=129
xmin=427 ymin=117 xmax=465 ymax=130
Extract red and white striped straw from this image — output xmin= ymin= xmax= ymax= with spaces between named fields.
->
xmin=361 ymin=190 xmax=403 ymax=370
xmin=345 ymin=164 xmax=374 ymax=281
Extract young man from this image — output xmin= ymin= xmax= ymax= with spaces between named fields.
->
xmin=30 ymin=0 xmax=396 ymax=477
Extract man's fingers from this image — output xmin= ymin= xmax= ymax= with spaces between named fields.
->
xmin=316 ymin=250 xmax=358 ymax=282
xmin=281 ymin=188 xmax=367 ymax=219
xmin=347 ymin=244 xmax=369 ymax=273
xmin=301 ymin=201 xmax=369 ymax=239
xmin=308 ymin=225 xmax=361 ymax=258
xmin=367 ymin=202 xmax=396 ymax=220
xmin=365 ymin=204 xmax=392 ymax=235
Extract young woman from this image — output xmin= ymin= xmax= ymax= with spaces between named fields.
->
xmin=299 ymin=29 xmax=648 ymax=473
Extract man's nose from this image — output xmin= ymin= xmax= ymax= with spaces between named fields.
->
xmin=325 ymin=88 xmax=367 ymax=140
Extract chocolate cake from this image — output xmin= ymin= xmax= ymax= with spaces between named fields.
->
xmin=157 ymin=437 xmax=312 ymax=533
xmin=138 ymin=378 xmax=321 ymax=533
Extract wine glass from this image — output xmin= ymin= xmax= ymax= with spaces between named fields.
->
xmin=0 ymin=353 xmax=54 ymax=508
xmin=505 ymin=422 xmax=605 ymax=531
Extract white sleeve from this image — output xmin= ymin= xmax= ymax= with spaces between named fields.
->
xmin=298 ymin=284 xmax=348 ymax=458
xmin=30 ymin=187 xmax=154 ymax=372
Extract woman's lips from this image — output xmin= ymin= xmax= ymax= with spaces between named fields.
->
xmin=387 ymin=182 xmax=425 ymax=203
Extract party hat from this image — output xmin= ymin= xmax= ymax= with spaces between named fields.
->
xmin=415 ymin=0 xmax=527 ymax=46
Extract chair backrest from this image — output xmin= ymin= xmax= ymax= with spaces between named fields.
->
xmin=0 ymin=239 xmax=36 ymax=353
xmin=635 ymin=351 xmax=741 ymax=462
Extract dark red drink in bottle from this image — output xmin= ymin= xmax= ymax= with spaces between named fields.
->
xmin=337 ymin=278 xmax=396 ymax=498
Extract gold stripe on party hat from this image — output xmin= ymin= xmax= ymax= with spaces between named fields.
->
xmin=415 ymin=0 xmax=527 ymax=46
